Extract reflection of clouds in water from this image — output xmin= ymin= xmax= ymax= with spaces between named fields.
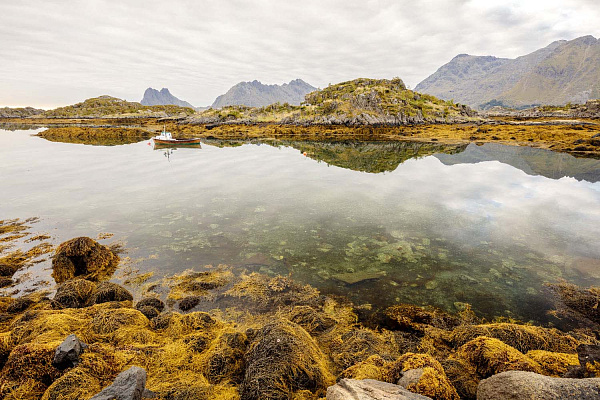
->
xmin=380 ymin=156 xmax=600 ymax=259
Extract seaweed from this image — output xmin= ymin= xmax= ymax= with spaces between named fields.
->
xmin=91 ymin=282 xmax=133 ymax=304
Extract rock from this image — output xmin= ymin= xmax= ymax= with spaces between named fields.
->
xmin=577 ymin=344 xmax=600 ymax=368
xmin=398 ymin=368 xmax=425 ymax=388
xmin=331 ymin=270 xmax=386 ymax=285
xmin=477 ymin=371 xmax=600 ymax=400
xmin=90 ymin=366 xmax=147 ymax=400
xmin=53 ymin=334 xmax=88 ymax=369
xmin=326 ymin=378 xmax=432 ymax=400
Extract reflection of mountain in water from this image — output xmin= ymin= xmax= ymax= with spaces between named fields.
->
xmin=287 ymin=141 xmax=468 ymax=173
xmin=435 ymin=143 xmax=600 ymax=182
xmin=0 ymin=123 xmax=41 ymax=131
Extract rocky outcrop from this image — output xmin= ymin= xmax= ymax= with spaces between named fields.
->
xmin=477 ymin=371 xmax=600 ymax=400
xmin=326 ymin=379 xmax=432 ymax=400
xmin=0 ymin=106 xmax=44 ymax=118
xmin=212 ymin=79 xmax=316 ymax=108
xmin=483 ymin=99 xmax=600 ymax=119
xmin=140 ymin=88 xmax=195 ymax=109
xmin=416 ymin=35 xmax=600 ymax=109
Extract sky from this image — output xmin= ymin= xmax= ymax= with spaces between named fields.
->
xmin=1 ymin=0 xmax=599 ymax=109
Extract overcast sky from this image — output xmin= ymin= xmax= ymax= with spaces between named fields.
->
xmin=1 ymin=0 xmax=599 ymax=108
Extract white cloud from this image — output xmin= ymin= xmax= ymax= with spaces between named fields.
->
xmin=0 ymin=0 xmax=599 ymax=107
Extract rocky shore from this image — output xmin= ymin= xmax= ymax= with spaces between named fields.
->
xmin=1 ymin=220 xmax=600 ymax=400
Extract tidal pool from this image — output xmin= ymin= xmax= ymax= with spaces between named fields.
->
xmin=2 ymin=127 xmax=600 ymax=325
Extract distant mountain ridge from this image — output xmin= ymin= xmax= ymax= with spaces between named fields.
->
xmin=211 ymin=79 xmax=316 ymax=108
xmin=416 ymin=35 xmax=600 ymax=109
xmin=141 ymin=87 xmax=195 ymax=109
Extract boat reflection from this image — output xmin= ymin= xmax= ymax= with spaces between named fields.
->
xmin=152 ymin=143 xmax=201 ymax=162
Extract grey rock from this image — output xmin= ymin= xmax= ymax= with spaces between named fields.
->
xmin=327 ymin=378 xmax=432 ymax=400
xmin=90 ymin=366 xmax=147 ymax=400
xmin=477 ymin=371 xmax=600 ymax=400
xmin=397 ymin=368 xmax=425 ymax=388
xmin=53 ymin=334 xmax=88 ymax=369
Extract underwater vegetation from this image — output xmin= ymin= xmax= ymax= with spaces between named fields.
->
xmin=1 ymin=229 xmax=600 ymax=399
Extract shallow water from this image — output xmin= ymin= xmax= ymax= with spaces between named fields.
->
xmin=2 ymin=127 xmax=600 ymax=324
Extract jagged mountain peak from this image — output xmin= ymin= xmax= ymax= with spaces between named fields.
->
xmin=141 ymin=87 xmax=194 ymax=109
xmin=211 ymin=79 xmax=317 ymax=108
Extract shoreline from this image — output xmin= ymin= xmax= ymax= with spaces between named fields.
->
xmin=1 ymin=220 xmax=600 ymax=399
xmin=2 ymin=117 xmax=600 ymax=158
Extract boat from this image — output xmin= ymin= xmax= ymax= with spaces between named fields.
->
xmin=151 ymin=126 xmax=201 ymax=146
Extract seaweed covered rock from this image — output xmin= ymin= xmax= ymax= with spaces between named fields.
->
xmin=454 ymin=336 xmax=542 ymax=379
xmin=339 ymin=354 xmax=390 ymax=381
xmin=547 ymin=282 xmax=600 ymax=329
xmin=526 ymin=350 xmax=579 ymax=376
xmin=241 ymin=319 xmax=334 ymax=400
xmin=178 ymin=295 xmax=202 ymax=312
xmin=52 ymin=237 xmax=119 ymax=283
xmin=136 ymin=297 xmax=165 ymax=313
xmin=201 ymin=329 xmax=248 ymax=384
xmin=384 ymin=304 xmax=462 ymax=334
xmin=327 ymin=378 xmax=432 ymax=400
xmin=92 ymin=282 xmax=133 ymax=304
xmin=0 ymin=343 xmax=61 ymax=397
xmin=389 ymin=353 xmax=459 ymax=400
xmin=136 ymin=306 xmax=159 ymax=320
xmin=449 ymin=323 xmax=580 ymax=353
xmin=477 ymin=371 xmax=600 ymax=400
xmin=92 ymin=308 xmax=148 ymax=335
xmin=0 ymin=277 xmax=12 ymax=288
xmin=41 ymin=368 xmax=102 ymax=400
xmin=53 ymin=279 xmax=97 ymax=308
xmin=331 ymin=328 xmax=395 ymax=370
xmin=6 ymin=297 xmax=34 ymax=313
xmin=289 ymin=305 xmax=336 ymax=334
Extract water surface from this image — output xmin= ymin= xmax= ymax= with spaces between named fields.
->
xmin=2 ymin=127 xmax=600 ymax=324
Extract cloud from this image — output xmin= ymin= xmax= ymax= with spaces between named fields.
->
xmin=0 ymin=0 xmax=599 ymax=107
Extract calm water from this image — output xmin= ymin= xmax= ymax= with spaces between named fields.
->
xmin=2 ymin=127 xmax=600 ymax=324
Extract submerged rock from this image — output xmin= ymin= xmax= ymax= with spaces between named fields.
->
xmin=477 ymin=371 xmax=600 ymax=400
xmin=90 ymin=366 xmax=147 ymax=400
xmin=326 ymin=378 xmax=432 ymax=400
xmin=53 ymin=334 xmax=87 ymax=369
xmin=331 ymin=270 xmax=386 ymax=285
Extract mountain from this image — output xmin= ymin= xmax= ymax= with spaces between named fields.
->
xmin=140 ymin=87 xmax=195 ymax=109
xmin=416 ymin=35 xmax=600 ymax=109
xmin=42 ymin=95 xmax=195 ymax=118
xmin=211 ymin=79 xmax=316 ymax=108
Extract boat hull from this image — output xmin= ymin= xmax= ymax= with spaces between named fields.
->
xmin=153 ymin=138 xmax=201 ymax=146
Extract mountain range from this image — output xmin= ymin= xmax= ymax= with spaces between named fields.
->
xmin=211 ymin=79 xmax=316 ymax=108
xmin=416 ymin=35 xmax=600 ymax=109
xmin=140 ymin=88 xmax=195 ymax=109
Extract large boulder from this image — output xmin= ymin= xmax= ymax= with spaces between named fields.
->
xmin=326 ymin=379 xmax=432 ymax=400
xmin=52 ymin=237 xmax=119 ymax=283
xmin=240 ymin=319 xmax=334 ymax=400
xmin=90 ymin=366 xmax=146 ymax=400
xmin=477 ymin=371 xmax=600 ymax=400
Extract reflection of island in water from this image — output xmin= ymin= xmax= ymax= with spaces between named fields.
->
xmin=435 ymin=143 xmax=600 ymax=183
xmin=286 ymin=141 xmax=467 ymax=173
xmin=35 ymin=127 xmax=153 ymax=146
